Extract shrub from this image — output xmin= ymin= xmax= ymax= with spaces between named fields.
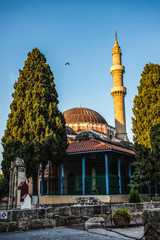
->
xmin=129 ymin=188 xmax=144 ymax=203
xmin=113 ymin=208 xmax=132 ymax=222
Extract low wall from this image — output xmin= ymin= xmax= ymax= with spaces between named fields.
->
xmin=143 ymin=208 xmax=160 ymax=240
xmin=1 ymin=202 xmax=160 ymax=233
xmin=39 ymin=194 xmax=160 ymax=204
xmin=39 ymin=194 xmax=129 ymax=204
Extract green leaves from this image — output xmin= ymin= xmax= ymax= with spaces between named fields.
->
xmin=132 ymin=63 xmax=160 ymax=147
xmin=132 ymin=63 xmax=160 ymax=187
xmin=1 ymin=48 xmax=68 ymax=192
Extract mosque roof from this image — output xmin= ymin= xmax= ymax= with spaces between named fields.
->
xmin=63 ymin=107 xmax=107 ymax=125
xmin=75 ymin=131 xmax=101 ymax=141
xmin=66 ymin=139 xmax=134 ymax=155
xmin=65 ymin=126 xmax=77 ymax=135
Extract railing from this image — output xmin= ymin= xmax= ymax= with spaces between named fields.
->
xmin=109 ymin=174 xmax=120 ymax=194
xmin=122 ymin=176 xmax=130 ymax=194
xmin=85 ymin=175 xmax=106 ymax=195
xmin=41 ymin=174 xmax=132 ymax=195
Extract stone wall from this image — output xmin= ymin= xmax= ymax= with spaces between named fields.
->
xmin=1 ymin=202 xmax=160 ymax=233
xmin=0 ymin=204 xmax=109 ymax=233
xmin=143 ymin=208 xmax=160 ymax=240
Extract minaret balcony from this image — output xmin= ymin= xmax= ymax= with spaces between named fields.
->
xmin=110 ymin=65 xmax=125 ymax=74
xmin=111 ymin=86 xmax=126 ymax=96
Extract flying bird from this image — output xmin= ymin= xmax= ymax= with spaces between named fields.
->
xmin=65 ymin=62 xmax=70 ymax=65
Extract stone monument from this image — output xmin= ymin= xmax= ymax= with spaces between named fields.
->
xmin=8 ymin=157 xmax=26 ymax=209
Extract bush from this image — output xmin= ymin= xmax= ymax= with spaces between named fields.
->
xmin=113 ymin=208 xmax=132 ymax=222
xmin=129 ymin=188 xmax=144 ymax=203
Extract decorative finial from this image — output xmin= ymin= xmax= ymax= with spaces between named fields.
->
xmin=115 ymin=31 xmax=118 ymax=43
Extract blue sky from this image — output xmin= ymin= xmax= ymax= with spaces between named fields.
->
xmin=1 ymin=0 xmax=160 ymax=167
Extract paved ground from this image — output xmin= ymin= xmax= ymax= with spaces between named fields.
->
xmin=0 ymin=226 xmax=144 ymax=240
xmin=89 ymin=226 xmax=144 ymax=239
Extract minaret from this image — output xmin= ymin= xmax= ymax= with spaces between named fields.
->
xmin=110 ymin=33 xmax=128 ymax=141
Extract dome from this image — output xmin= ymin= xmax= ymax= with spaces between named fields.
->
xmin=63 ymin=107 xmax=107 ymax=125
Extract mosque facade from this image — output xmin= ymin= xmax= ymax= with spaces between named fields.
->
xmin=39 ymin=34 xmax=135 ymax=203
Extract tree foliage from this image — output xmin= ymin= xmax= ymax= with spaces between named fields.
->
xmin=0 ymin=173 xmax=9 ymax=199
xmin=1 ymin=48 xmax=68 ymax=194
xmin=132 ymin=63 xmax=160 ymax=187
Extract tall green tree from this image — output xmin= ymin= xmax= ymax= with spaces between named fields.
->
xmin=1 ymin=48 xmax=68 ymax=195
xmin=132 ymin=63 xmax=160 ymax=187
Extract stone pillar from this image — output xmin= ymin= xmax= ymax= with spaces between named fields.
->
xmin=8 ymin=157 xmax=26 ymax=209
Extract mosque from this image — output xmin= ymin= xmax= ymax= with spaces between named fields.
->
xmin=39 ymin=34 xmax=135 ymax=204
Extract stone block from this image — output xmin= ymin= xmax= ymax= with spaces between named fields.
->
xmin=12 ymin=210 xmax=23 ymax=221
xmin=59 ymin=206 xmax=70 ymax=216
xmin=153 ymin=202 xmax=160 ymax=208
xmin=93 ymin=206 xmax=101 ymax=215
xmin=84 ymin=217 xmax=105 ymax=231
xmin=67 ymin=216 xmax=80 ymax=225
xmin=81 ymin=216 xmax=89 ymax=223
xmin=23 ymin=209 xmax=32 ymax=220
xmin=123 ymin=203 xmax=136 ymax=212
xmin=23 ymin=219 xmax=45 ymax=230
xmin=143 ymin=208 xmax=160 ymax=240
xmin=37 ymin=209 xmax=46 ymax=219
xmin=41 ymin=219 xmax=56 ymax=228
xmin=8 ymin=221 xmax=19 ymax=232
xmin=136 ymin=203 xmax=143 ymax=212
xmin=101 ymin=205 xmax=110 ymax=215
xmin=70 ymin=207 xmax=80 ymax=216
xmin=18 ymin=221 xmax=28 ymax=231
xmin=56 ymin=216 xmax=67 ymax=226
xmin=46 ymin=207 xmax=59 ymax=215
xmin=30 ymin=209 xmax=38 ymax=219
xmin=0 ymin=222 xmax=8 ymax=232
xmin=143 ymin=203 xmax=154 ymax=210
xmin=85 ymin=206 xmax=93 ymax=216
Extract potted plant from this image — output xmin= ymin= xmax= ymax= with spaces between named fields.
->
xmin=113 ymin=208 xmax=132 ymax=226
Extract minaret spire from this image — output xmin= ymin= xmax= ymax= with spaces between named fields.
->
xmin=110 ymin=34 xmax=128 ymax=141
xmin=115 ymin=31 xmax=117 ymax=43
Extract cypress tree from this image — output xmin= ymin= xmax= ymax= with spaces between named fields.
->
xmin=132 ymin=63 xmax=160 ymax=187
xmin=1 ymin=48 xmax=68 ymax=194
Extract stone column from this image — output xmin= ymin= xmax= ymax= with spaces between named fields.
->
xmin=8 ymin=157 xmax=26 ymax=209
